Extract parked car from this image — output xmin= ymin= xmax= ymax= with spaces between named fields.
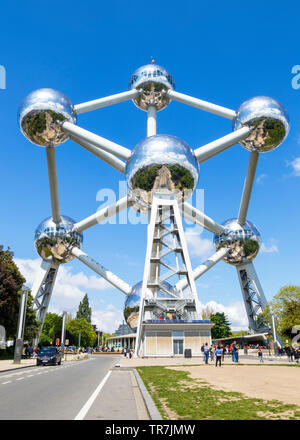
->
xmin=37 ymin=346 xmax=62 ymax=366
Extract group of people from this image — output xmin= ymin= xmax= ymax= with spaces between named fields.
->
xmin=201 ymin=341 xmax=241 ymax=367
xmin=201 ymin=343 xmax=226 ymax=367
xmin=123 ymin=347 xmax=134 ymax=359
xmin=22 ymin=345 xmax=39 ymax=359
xmin=282 ymin=344 xmax=300 ymax=363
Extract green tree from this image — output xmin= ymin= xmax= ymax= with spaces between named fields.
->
xmin=0 ymin=246 xmax=25 ymax=338
xmin=76 ymin=294 xmax=92 ymax=323
xmin=210 ymin=312 xmax=232 ymax=339
xmin=262 ymin=285 xmax=300 ymax=340
xmin=66 ymin=318 xmax=97 ymax=347
xmin=39 ymin=312 xmax=62 ymax=345
xmin=24 ymin=292 xmax=39 ymax=341
xmin=231 ymin=330 xmax=248 ymax=337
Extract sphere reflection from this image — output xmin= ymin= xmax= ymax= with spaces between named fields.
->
xmin=18 ymin=88 xmax=76 ymax=147
xmin=126 ymin=134 xmax=199 ymax=213
xmin=34 ymin=215 xmax=82 ymax=264
xmin=233 ymin=96 xmax=289 ymax=152
xmin=213 ymin=218 xmax=261 ymax=265
xmin=129 ymin=64 xmax=175 ymax=111
xmin=124 ymin=280 xmax=179 ymax=330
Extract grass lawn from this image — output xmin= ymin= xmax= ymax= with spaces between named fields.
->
xmin=136 ymin=366 xmax=300 ymax=420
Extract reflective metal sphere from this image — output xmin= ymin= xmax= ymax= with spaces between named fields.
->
xmin=34 ymin=216 xmax=83 ymax=264
xmin=18 ymin=88 xmax=76 ymax=147
xmin=126 ymin=134 xmax=199 ymax=213
xmin=214 ymin=218 xmax=261 ymax=265
xmin=233 ymin=96 xmax=289 ymax=152
xmin=129 ymin=64 xmax=175 ymax=111
xmin=124 ymin=281 xmax=179 ymax=330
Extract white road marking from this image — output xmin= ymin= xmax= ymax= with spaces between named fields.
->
xmin=74 ymin=370 xmax=112 ymax=420
xmin=2 ymin=381 xmax=11 ymax=385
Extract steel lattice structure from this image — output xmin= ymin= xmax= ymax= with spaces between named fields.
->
xmin=18 ymin=63 xmax=289 ymax=354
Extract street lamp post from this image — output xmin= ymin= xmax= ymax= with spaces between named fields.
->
xmin=13 ymin=286 xmax=29 ymax=364
xmin=78 ymin=332 xmax=81 ymax=353
xmin=61 ymin=311 xmax=66 ymax=360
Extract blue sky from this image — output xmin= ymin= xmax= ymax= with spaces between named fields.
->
xmin=0 ymin=1 xmax=300 ymax=332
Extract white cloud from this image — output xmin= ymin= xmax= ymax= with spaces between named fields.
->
xmin=256 ymin=173 xmax=267 ymax=185
xmin=260 ymin=238 xmax=279 ymax=254
xmin=199 ymin=299 xmax=248 ymax=331
xmin=13 ymin=258 xmax=248 ymax=333
xmin=185 ymin=227 xmax=215 ymax=260
xmin=92 ymin=304 xmax=124 ymax=334
xmin=289 ymin=157 xmax=300 ymax=176
xmin=14 ymin=257 xmax=112 ymax=314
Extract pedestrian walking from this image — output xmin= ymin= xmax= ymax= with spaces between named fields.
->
xmin=215 ymin=345 xmax=223 ymax=367
xmin=258 ymin=348 xmax=263 ymax=363
xmin=201 ymin=344 xmax=205 ymax=362
xmin=222 ymin=345 xmax=226 ymax=362
xmin=204 ymin=343 xmax=210 ymax=364
xmin=210 ymin=345 xmax=215 ymax=362
xmin=231 ymin=341 xmax=237 ymax=363
xmin=126 ymin=347 xmax=131 ymax=359
xmin=284 ymin=344 xmax=292 ymax=362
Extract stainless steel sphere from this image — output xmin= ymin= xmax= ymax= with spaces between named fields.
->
xmin=18 ymin=88 xmax=76 ymax=146
xmin=124 ymin=281 xmax=179 ymax=330
xmin=129 ymin=64 xmax=175 ymax=111
xmin=126 ymin=134 xmax=199 ymax=213
xmin=34 ymin=216 xmax=83 ymax=264
xmin=214 ymin=218 xmax=261 ymax=265
xmin=233 ymin=96 xmax=289 ymax=152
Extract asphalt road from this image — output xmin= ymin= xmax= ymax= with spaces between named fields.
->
xmin=0 ymin=355 xmax=121 ymax=420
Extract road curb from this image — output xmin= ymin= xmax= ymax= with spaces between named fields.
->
xmin=133 ymin=369 xmax=162 ymax=420
xmin=0 ymin=364 xmax=36 ymax=373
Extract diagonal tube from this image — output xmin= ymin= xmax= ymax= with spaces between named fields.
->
xmin=180 ymin=202 xmax=224 ymax=235
xmin=175 ymin=247 xmax=229 ymax=292
xmin=74 ymin=89 xmax=140 ymax=114
xmin=73 ymin=196 xmax=132 ymax=233
xmin=194 ymin=127 xmax=251 ymax=163
xmin=71 ymin=247 xmax=132 ymax=296
xmin=46 ymin=147 xmax=61 ymax=224
xmin=167 ymin=89 xmax=236 ymax=119
xmin=62 ymin=121 xmax=132 ymax=161
xmin=70 ymin=135 xmax=126 ymax=174
xmin=237 ymin=151 xmax=259 ymax=225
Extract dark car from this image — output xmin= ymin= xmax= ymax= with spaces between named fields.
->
xmin=37 ymin=346 xmax=62 ymax=366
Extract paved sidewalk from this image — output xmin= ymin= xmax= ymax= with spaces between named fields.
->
xmin=120 ymin=355 xmax=297 ymax=368
xmin=0 ymin=359 xmax=36 ymax=371
xmin=85 ymin=368 xmax=150 ymax=420
xmin=0 ymin=353 xmax=89 ymax=372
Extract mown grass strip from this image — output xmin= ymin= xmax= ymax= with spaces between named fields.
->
xmin=136 ymin=366 xmax=300 ymax=420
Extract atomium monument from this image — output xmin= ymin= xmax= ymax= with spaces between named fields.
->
xmin=19 ymin=62 xmax=289 ymax=354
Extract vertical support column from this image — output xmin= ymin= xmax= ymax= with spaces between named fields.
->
xmin=134 ymin=199 xmax=159 ymax=358
xmin=32 ymin=259 xmax=60 ymax=348
xmin=172 ymin=200 xmax=202 ymax=317
xmin=236 ymin=262 xmax=282 ymax=347
xmin=13 ymin=286 xmax=29 ymax=364
xmin=147 ymin=105 xmax=157 ymax=137
xmin=61 ymin=311 xmax=66 ymax=360
xmin=134 ymin=194 xmax=203 ymax=358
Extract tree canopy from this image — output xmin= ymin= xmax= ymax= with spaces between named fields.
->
xmin=39 ymin=312 xmax=63 ymax=346
xmin=0 ymin=246 xmax=24 ymax=338
xmin=76 ymin=294 xmax=92 ymax=323
xmin=66 ymin=318 xmax=97 ymax=346
xmin=210 ymin=312 xmax=232 ymax=339
xmin=263 ymin=285 xmax=300 ymax=340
